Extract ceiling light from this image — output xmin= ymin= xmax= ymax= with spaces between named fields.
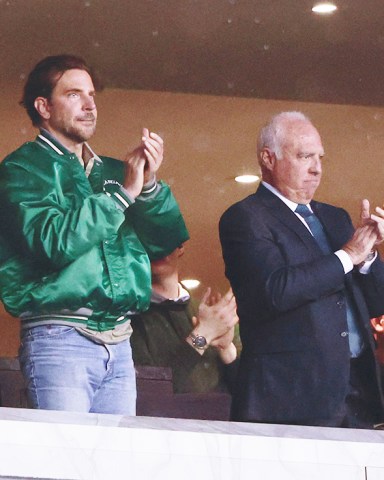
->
xmin=181 ymin=279 xmax=200 ymax=290
xmin=312 ymin=2 xmax=337 ymax=14
xmin=235 ymin=174 xmax=260 ymax=184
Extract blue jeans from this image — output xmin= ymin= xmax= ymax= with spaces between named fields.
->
xmin=19 ymin=325 xmax=136 ymax=415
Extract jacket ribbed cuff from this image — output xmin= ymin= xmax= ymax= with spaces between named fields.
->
xmin=106 ymin=187 xmax=135 ymax=211
xmin=140 ymin=178 xmax=160 ymax=197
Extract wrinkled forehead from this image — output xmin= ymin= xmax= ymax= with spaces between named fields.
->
xmin=282 ymin=120 xmax=324 ymax=153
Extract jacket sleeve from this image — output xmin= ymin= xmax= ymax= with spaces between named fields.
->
xmin=356 ymin=255 xmax=384 ymax=318
xmin=128 ymin=180 xmax=190 ymax=260
xmin=0 ymin=234 xmax=44 ymax=316
xmin=219 ymin=203 xmax=347 ymax=314
xmin=0 ymin=156 xmax=127 ymax=269
xmin=130 ymin=304 xmax=205 ymax=376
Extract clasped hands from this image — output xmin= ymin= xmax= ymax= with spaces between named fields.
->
xmin=190 ymin=287 xmax=239 ymax=363
xmin=123 ymin=128 xmax=163 ymax=199
xmin=343 ymin=199 xmax=384 ymax=265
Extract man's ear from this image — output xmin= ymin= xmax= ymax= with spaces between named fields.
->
xmin=34 ymin=97 xmax=51 ymax=120
xmin=177 ymin=244 xmax=185 ymax=257
xmin=260 ymin=148 xmax=276 ymax=171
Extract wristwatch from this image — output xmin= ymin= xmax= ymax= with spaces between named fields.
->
xmin=189 ymin=332 xmax=207 ymax=350
xmin=365 ymin=250 xmax=377 ymax=262
xmin=358 ymin=249 xmax=376 ymax=268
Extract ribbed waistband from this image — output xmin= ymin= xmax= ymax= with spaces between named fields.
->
xmin=20 ymin=312 xmax=133 ymax=332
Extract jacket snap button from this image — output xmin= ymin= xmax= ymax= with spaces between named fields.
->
xmin=340 ymin=331 xmax=348 ymax=337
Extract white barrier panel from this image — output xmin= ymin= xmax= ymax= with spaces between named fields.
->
xmin=0 ymin=407 xmax=383 ymax=479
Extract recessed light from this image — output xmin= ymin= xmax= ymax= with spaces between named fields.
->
xmin=235 ymin=174 xmax=260 ymax=184
xmin=181 ymin=279 xmax=200 ymax=289
xmin=312 ymin=2 xmax=337 ymax=14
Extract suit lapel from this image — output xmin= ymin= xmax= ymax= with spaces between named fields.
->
xmin=311 ymin=202 xmax=345 ymax=252
xmin=255 ymin=185 xmax=324 ymax=252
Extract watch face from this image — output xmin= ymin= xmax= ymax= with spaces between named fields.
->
xmin=193 ymin=334 xmax=207 ymax=348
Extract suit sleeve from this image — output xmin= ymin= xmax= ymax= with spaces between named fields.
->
xmin=356 ymin=255 xmax=384 ymax=318
xmin=219 ymin=203 xmax=347 ymax=314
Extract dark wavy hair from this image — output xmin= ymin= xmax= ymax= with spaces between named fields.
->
xmin=20 ymin=54 xmax=102 ymax=126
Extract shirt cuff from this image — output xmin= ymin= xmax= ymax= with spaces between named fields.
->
xmin=335 ymin=250 xmax=354 ymax=274
xmin=358 ymin=250 xmax=377 ymax=274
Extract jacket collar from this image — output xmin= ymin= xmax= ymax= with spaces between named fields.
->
xmin=256 ymin=184 xmax=342 ymax=252
xmin=36 ymin=129 xmax=102 ymax=176
xmin=36 ymin=129 xmax=69 ymax=155
xmin=256 ymin=184 xmax=328 ymax=252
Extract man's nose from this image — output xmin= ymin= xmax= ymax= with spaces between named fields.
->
xmin=310 ymin=156 xmax=322 ymax=174
xmin=83 ymin=96 xmax=96 ymax=110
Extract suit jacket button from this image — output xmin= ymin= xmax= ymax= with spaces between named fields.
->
xmin=340 ymin=331 xmax=348 ymax=337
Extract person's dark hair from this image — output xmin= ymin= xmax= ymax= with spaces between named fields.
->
xmin=20 ymin=54 xmax=102 ymax=126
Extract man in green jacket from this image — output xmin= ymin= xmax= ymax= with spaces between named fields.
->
xmin=0 ymin=54 xmax=189 ymax=414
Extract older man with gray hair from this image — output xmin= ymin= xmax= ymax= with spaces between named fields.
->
xmin=220 ymin=111 xmax=384 ymax=428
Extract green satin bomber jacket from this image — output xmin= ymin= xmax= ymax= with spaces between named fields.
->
xmin=0 ymin=131 xmax=189 ymax=331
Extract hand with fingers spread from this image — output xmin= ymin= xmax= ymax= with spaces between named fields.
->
xmin=342 ymin=199 xmax=382 ymax=265
xmin=194 ymin=287 xmax=238 ymax=342
xmin=359 ymin=198 xmax=384 ymax=245
xmin=370 ymin=209 xmax=384 ymax=246
xmin=188 ymin=287 xmax=239 ymax=361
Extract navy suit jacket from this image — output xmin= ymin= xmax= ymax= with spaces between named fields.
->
xmin=219 ymin=184 xmax=384 ymax=424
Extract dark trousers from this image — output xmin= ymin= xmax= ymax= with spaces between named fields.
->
xmin=339 ymin=349 xmax=383 ymax=429
xmin=286 ymin=350 xmax=383 ymax=429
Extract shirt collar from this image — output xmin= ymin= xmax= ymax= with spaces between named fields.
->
xmin=262 ymin=181 xmax=313 ymax=213
xmin=37 ymin=129 xmax=102 ymax=176
xmin=150 ymin=283 xmax=191 ymax=304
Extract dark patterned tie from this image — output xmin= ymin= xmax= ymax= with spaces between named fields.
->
xmin=295 ymin=203 xmax=364 ymax=357
xmin=295 ymin=204 xmax=331 ymax=254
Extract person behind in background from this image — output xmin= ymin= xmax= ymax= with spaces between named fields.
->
xmin=131 ymin=244 xmax=239 ymax=393
xmin=0 ymin=54 xmax=189 ymax=415
xmin=370 ymin=316 xmax=384 ymax=366
xmin=220 ymin=111 xmax=384 ymax=428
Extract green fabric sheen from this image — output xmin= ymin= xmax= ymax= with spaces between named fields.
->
xmin=0 ymin=138 xmax=189 ymax=330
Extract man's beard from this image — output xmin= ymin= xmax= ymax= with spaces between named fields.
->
xmin=62 ymin=115 xmax=97 ymax=143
